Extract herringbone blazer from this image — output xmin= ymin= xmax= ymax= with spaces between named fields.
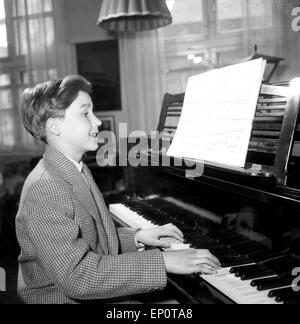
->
xmin=15 ymin=145 xmax=167 ymax=304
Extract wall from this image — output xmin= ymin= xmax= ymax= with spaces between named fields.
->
xmin=57 ymin=0 xmax=117 ymax=76
xmin=59 ymin=0 xmax=165 ymax=139
xmin=58 ymin=0 xmax=125 ymax=137
xmin=65 ymin=0 xmax=116 ymax=44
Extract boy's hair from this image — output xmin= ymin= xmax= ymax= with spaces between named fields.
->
xmin=20 ymin=75 xmax=92 ymax=144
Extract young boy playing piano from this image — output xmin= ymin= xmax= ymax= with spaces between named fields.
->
xmin=16 ymin=75 xmax=221 ymax=304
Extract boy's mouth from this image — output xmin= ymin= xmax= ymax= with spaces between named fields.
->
xmin=89 ymin=132 xmax=99 ymax=138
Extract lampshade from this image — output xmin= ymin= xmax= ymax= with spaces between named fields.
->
xmin=97 ymin=0 xmax=172 ymax=32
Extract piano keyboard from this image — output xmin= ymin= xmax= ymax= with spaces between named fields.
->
xmin=109 ymin=202 xmax=191 ymax=250
xmin=109 ymin=197 xmax=300 ymax=304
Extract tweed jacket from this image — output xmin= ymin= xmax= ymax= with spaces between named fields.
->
xmin=15 ymin=145 xmax=167 ymax=304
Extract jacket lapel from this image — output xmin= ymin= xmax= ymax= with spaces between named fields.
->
xmin=82 ymin=164 xmax=119 ymax=256
xmin=44 ymin=146 xmax=100 ymax=222
xmin=43 ymin=146 xmax=110 ymax=254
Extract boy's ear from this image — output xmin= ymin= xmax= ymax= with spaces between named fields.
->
xmin=47 ymin=118 xmax=61 ymax=136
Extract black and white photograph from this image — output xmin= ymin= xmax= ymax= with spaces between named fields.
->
xmin=0 ymin=0 xmax=300 ymax=307
xmin=98 ymin=115 xmax=116 ymax=134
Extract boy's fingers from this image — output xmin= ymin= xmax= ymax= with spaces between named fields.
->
xmin=149 ymin=239 xmax=170 ymax=248
xmin=169 ymin=224 xmax=184 ymax=238
xmin=160 ymin=228 xmax=184 ymax=242
xmin=195 ymin=250 xmax=221 ymax=267
xmin=195 ymin=266 xmax=218 ymax=275
xmin=163 ymin=224 xmax=184 ymax=238
xmin=190 ymin=256 xmax=221 ymax=270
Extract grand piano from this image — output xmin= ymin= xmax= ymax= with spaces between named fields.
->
xmin=107 ymin=80 xmax=300 ymax=304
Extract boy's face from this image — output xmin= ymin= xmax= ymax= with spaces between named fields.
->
xmin=56 ymin=91 xmax=102 ymax=160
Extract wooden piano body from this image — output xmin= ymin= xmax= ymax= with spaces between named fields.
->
xmin=109 ymin=81 xmax=300 ymax=304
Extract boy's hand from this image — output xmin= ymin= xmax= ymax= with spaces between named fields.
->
xmin=135 ymin=223 xmax=184 ymax=248
xmin=162 ymin=249 xmax=221 ymax=275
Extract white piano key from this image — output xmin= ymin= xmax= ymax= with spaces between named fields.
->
xmin=235 ymin=287 xmax=271 ymax=304
xmin=110 ymin=203 xmax=157 ymax=228
xmin=217 ymin=275 xmax=278 ymax=304
xmin=163 ymin=243 xmax=191 ymax=251
xmin=245 ymin=292 xmax=278 ymax=304
xmin=257 ymin=299 xmax=283 ymax=305
xmin=160 ymin=237 xmax=191 ymax=250
xmin=109 ymin=202 xmax=283 ymax=305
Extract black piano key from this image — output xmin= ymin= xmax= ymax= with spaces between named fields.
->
xmin=222 ymin=257 xmax=252 ymax=268
xmin=254 ymin=277 xmax=291 ymax=291
xmin=250 ymin=251 xmax=289 ymax=263
xmin=229 ymin=240 xmax=260 ymax=250
xmin=209 ymin=228 xmax=236 ymax=235
xmin=275 ymin=290 xmax=300 ymax=303
xmin=124 ymin=197 xmax=298 ymax=303
xmin=268 ymin=287 xmax=296 ymax=298
xmin=211 ymin=250 xmax=241 ymax=260
xmin=218 ymin=236 xmax=248 ymax=245
xmin=284 ymin=297 xmax=300 ymax=304
xmin=231 ymin=264 xmax=259 ymax=274
xmin=235 ymin=266 xmax=265 ymax=277
xmin=191 ymin=242 xmax=222 ymax=250
xmin=271 ymin=262 xmax=300 ymax=276
xmin=261 ymin=255 xmax=297 ymax=266
xmin=187 ymin=235 xmax=215 ymax=243
xmin=233 ymin=245 xmax=265 ymax=255
xmin=184 ymin=232 xmax=208 ymax=239
xmin=240 ymin=268 xmax=276 ymax=281
xmin=251 ymin=276 xmax=279 ymax=287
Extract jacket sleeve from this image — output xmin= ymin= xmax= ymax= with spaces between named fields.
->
xmin=21 ymin=180 xmax=167 ymax=301
xmin=117 ymin=227 xmax=140 ymax=253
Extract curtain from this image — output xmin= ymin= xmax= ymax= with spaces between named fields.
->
xmin=0 ymin=0 xmax=58 ymax=149
xmin=13 ymin=0 xmax=58 ymax=85
xmin=118 ymin=30 xmax=166 ymax=134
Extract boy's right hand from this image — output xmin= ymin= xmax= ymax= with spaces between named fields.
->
xmin=162 ymin=249 xmax=221 ymax=275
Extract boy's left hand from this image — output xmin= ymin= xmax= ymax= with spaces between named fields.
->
xmin=135 ymin=223 xmax=184 ymax=248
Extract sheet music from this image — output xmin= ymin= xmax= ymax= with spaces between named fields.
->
xmin=167 ymin=59 xmax=266 ymax=168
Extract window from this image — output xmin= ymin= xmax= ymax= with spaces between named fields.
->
xmin=164 ymin=0 xmax=204 ymax=38
xmin=217 ymin=0 xmax=272 ymax=32
xmin=163 ymin=0 xmax=205 ymax=93
xmin=0 ymin=0 xmax=57 ymax=151
xmin=217 ymin=0 xmax=245 ymax=32
xmin=0 ymin=0 xmax=8 ymax=58
xmin=162 ymin=0 xmax=274 ymax=94
xmin=0 ymin=0 xmax=15 ymax=147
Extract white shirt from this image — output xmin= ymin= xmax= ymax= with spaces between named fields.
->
xmin=65 ymin=156 xmax=84 ymax=173
xmin=65 ymin=156 xmax=89 ymax=186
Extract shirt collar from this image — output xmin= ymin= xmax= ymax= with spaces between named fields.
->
xmin=65 ymin=156 xmax=84 ymax=173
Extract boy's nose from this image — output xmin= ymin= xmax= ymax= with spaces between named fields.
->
xmin=93 ymin=115 xmax=102 ymax=128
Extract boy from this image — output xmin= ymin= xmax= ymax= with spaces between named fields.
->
xmin=16 ymin=75 xmax=220 ymax=304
